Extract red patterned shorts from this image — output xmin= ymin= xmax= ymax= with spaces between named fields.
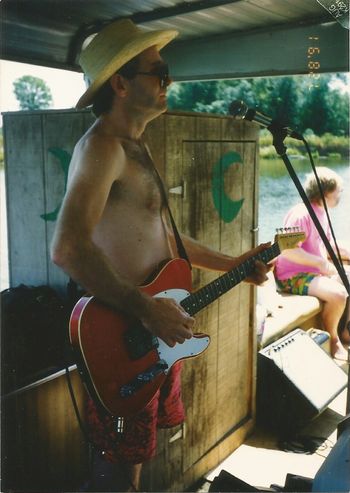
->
xmin=86 ymin=362 xmax=185 ymax=464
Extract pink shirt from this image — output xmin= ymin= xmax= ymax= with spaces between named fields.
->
xmin=275 ymin=202 xmax=331 ymax=280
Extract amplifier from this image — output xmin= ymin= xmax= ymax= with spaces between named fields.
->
xmin=209 ymin=470 xmax=260 ymax=492
xmin=257 ymin=328 xmax=347 ymax=435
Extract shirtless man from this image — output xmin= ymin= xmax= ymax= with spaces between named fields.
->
xmin=51 ymin=19 xmax=269 ymax=491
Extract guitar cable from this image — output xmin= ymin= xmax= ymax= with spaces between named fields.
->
xmin=65 ymin=281 xmax=140 ymax=491
xmin=63 ymin=345 xmax=139 ymax=492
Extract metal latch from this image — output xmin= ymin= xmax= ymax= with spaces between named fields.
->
xmin=169 ymin=423 xmax=186 ymax=443
xmin=169 ymin=180 xmax=186 ymax=198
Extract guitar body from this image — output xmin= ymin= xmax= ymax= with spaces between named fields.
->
xmin=69 ymin=258 xmax=210 ymax=418
xmin=69 ymin=232 xmax=304 ymax=418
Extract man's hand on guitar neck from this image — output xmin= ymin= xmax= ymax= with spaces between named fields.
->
xmin=237 ymin=242 xmax=272 ymax=285
xmin=140 ymin=296 xmax=195 ymax=347
xmin=135 ymin=243 xmax=271 ymax=348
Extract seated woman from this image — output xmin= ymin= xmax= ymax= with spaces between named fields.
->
xmin=274 ymin=167 xmax=349 ymax=361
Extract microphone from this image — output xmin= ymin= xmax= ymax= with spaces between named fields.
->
xmin=229 ymin=100 xmax=303 ymax=141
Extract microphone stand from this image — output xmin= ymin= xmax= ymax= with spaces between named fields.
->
xmin=268 ymin=121 xmax=350 ymax=295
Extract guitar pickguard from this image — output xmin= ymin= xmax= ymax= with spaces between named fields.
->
xmin=153 ymin=288 xmax=210 ymax=371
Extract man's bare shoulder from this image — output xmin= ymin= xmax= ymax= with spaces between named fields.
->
xmin=77 ymin=129 xmax=125 ymax=164
xmin=70 ymin=128 xmax=127 ymax=181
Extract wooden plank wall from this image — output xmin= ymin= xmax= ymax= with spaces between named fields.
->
xmin=3 ymin=110 xmax=259 ymax=492
xmin=3 ymin=110 xmax=95 ymax=295
xmin=2 ymin=370 xmax=89 ymax=491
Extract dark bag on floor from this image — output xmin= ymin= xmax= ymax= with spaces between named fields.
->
xmin=1 ymin=284 xmax=69 ymax=394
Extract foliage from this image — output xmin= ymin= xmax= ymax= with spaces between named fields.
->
xmin=13 ymin=75 xmax=53 ymax=111
xmin=167 ymin=73 xmax=349 ymax=137
xmin=258 ymin=128 xmax=349 ymax=159
xmin=167 ymin=81 xmax=219 ymax=112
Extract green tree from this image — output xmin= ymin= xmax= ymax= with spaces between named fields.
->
xmin=300 ymin=75 xmax=333 ymax=135
xmin=268 ymin=78 xmax=301 ymax=129
xmin=325 ymin=88 xmax=349 ymax=136
xmin=250 ymin=77 xmax=278 ymax=114
xmin=167 ymin=81 xmax=219 ymax=112
xmin=167 ymin=74 xmax=348 ymax=137
xmin=168 ymin=79 xmax=258 ymax=114
xmin=13 ymin=75 xmax=53 ymax=110
xmin=196 ymin=79 xmax=257 ymax=114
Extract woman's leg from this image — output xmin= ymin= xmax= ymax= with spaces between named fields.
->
xmin=308 ymin=275 xmax=348 ymax=360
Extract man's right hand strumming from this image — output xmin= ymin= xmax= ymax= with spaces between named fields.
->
xmin=140 ymin=296 xmax=195 ymax=347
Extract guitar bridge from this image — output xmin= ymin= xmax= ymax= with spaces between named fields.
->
xmin=124 ymin=322 xmax=159 ymax=360
xmin=120 ymin=360 xmax=168 ymax=397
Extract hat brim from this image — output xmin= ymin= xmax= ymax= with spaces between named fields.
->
xmin=76 ymin=29 xmax=178 ymax=109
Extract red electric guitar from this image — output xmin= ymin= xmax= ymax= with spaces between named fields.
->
xmin=69 ymin=231 xmax=304 ymax=418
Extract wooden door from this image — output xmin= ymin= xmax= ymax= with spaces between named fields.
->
xmin=143 ymin=113 xmax=259 ymax=491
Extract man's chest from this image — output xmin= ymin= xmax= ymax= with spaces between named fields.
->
xmin=109 ymin=159 xmax=164 ymax=215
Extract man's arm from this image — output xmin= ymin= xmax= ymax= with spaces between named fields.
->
xmin=51 ymin=135 xmax=137 ymax=307
xmin=168 ymin=231 xmax=270 ymax=284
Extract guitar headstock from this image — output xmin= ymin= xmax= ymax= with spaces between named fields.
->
xmin=275 ymin=228 xmax=305 ymax=251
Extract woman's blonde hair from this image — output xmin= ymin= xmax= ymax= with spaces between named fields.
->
xmin=304 ymin=167 xmax=343 ymax=203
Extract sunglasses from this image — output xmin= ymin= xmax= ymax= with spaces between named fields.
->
xmin=135 ymin=64 xmax=171 ymax=88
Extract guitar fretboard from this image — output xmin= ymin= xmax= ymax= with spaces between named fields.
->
xmin=181 ymin=242 xmax=280 ymax=316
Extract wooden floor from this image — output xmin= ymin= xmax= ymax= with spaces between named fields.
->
xmin=196 ymin=361 xmax=349 ymax=492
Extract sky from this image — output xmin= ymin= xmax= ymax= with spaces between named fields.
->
xmin=0 ymin=60 xmax=86 ymax=114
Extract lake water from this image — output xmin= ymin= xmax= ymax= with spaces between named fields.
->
xmin=1 ymin=158 xmax=349 ymax=290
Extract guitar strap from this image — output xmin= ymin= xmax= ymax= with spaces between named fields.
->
xmin=143 ymin=141 xmax=192 ymax=270
xmin=158 ymin=180 xmax=192 ymax=269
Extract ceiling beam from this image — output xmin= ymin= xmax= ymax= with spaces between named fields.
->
xmin=163 ymin=21 xmax=349 ymax=81
xmin=131 ymin=0 xmax=244 ymax=23
xmin=67 ymin=0 xmax=247 ymax=65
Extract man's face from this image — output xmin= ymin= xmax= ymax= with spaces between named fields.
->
xmin=126 ymin=46 xmax=171 ymax=117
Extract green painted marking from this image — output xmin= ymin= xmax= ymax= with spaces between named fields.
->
xmin=41 ymin=147 xmax=71 ymax=222
xmin=211 ymin=151 xmax=244 ymax=223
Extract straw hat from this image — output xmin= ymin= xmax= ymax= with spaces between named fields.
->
xmin=76 ymin=19 xmax=178 ymax=109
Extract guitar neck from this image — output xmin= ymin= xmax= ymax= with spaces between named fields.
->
xmin=181 ymin=242 xmax=280 ymax=316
